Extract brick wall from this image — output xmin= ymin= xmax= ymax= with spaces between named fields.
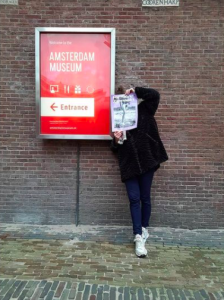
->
xmin=0 ymin=0 xmax=224 ymax=229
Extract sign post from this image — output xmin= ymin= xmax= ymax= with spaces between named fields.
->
xmin=35 ymin=28 xmax=115 ymax=140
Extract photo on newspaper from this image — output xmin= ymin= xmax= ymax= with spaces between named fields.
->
xmin=111 ymin=93 xmax=138 ymax=132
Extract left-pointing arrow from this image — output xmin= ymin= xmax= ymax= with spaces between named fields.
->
xmin=51 ymin=103 xmax=58 ymax=111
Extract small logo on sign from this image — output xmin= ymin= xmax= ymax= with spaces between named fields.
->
xmin=75 ymin=85 xmax=81 ymax=94
xmin=87 ymin=86 xmax=94 ymax=94
xmin=50 ymin=85 xmax=59 ymax=93
xmin=64 ymin=85 xmax=70 ymax=93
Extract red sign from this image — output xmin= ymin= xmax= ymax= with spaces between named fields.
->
xmin=36 ymin=28 xmax=115 ymax=139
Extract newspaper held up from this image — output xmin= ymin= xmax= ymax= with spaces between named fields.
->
xmin=111 ymin=93 xmax=138 ymax=132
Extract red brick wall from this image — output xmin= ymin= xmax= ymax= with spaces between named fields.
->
xmin=0 ymin=0 xmax=224 ymax=228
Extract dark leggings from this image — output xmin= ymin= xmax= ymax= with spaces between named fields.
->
xmin=124 ymin=169 xmax=155 ymax=235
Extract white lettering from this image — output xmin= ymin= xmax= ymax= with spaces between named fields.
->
xmin=49 ymin=62 xmax=82 ymax=72
xmin=61 ymin=104 xmax=88 ymax=110
xmin=49 ymin=52 xmax=54 ymax=61
xmin=55 ymin=52 xmax=61 ymax=61
xmin=89 ymin=52 xmax=95 ymax=61
xmin=74 ymin=52 xmax=78 ymax=61
xmin=49 ymin=52 xmax=95 ymax=62
xmin=76 ymin=63 xmax=82 ymax=72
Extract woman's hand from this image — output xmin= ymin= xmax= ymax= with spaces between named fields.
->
xmin=125 ymin=88 xmax=135 ymax=95
xmin=114 ymin=131 xmax=123 ymax=144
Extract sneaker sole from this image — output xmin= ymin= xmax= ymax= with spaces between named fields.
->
xmin=136 ymin=253 xmax=147 ymax=258
xmin=135 ymin=249 xmax=148 ymax=258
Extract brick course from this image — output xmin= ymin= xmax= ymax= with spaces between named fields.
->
xmin=0 ymin=0 xmax=224 ymax=228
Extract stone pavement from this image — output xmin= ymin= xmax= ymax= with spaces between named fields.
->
xmin=1 ymin=224 xmax=224 ymax=248
xmin=0 ymin=224 xmax=224 ymax=300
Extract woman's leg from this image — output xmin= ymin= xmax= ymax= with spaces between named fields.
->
xmin=124 ymin=177 xmax=142 ymax=235
xmin=138 ymin=169 xmax=155 ymax=228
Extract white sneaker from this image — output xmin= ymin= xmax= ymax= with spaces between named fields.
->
xmin=142 ymin=227 xmax=149 ymax=243
xmin=134 ymin=234 xmax=147 ymax=258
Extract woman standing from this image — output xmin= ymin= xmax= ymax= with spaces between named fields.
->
xmin=111 ymin=86 xmax=168 ymax=258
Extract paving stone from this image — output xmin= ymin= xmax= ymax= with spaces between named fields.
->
xmin=130 ymin=288 xmax=137 ymax=295
xmin=0 ymin=279 xmax=9 ymax=289
xmin=183 ymin=290 xmax=192 ymax=298
xmin=208 ymin=292 xmax=217 ymax=300
xmin=0 ymin=228 xmax=224 ymax=300
xmin=97 ymin=287 xmax=103 ymax=300
xmin=55 ymin=282 xmax=66 ymax=298
xmin=83 ymin=285 xmax=91 ymax=300
xmin=110 ymin=287 xmax=116 ymax=300
xmin=66 ymin=282 xmax=72 ymax=289
xmin=213 ymin=291 xmax=222 ymax=300
xmin=171 ymin=289 xmax=181 ymax=300
xmin=193 ymin=290 xmax=205 ymax=300
xmin=18 ymin=288 xmax=29 ymax=300
xmin=60 ymin=288 xmax=70 ymax=300
xmin=51 ymin=281 xmax=60 ymax=291
xmin=143 ymin=288 xmax=149 ymax=296
xmin=1 ymin=280 xmax=21 ymax=300
xmin=150 ymin=288 xmax=158 ymax=300
xmin=2 ymin=289 xmax=16 ymax=300
xmin=68 ymin=289 xmax=76 ymax=300
xmin=159 ymin=288 xmax=165 ymax=295
xmin=78 ymin=282 xmax=85 ymax=292
xmin=26 ymin=281 xmax=38 ymax=289
xmin=75 ymin=291 xmax=83 ymax=300
xmin=25 ymin=282 xmax=39 ymax=298
xmin=2 ymin=241 xmax=223 ymax=290
xmin=0 ymin=279 xmax=15 ymax=296
xmin=91 ymin=284 xmax=98 ymax=294
xmin=137 ymin=288 xmax=144 ymax=300
xmin=103 ymin=292 xmax=109 ymax=300
xmin=98 ymin=286 xmax=103 ymax=293
xmin=39 ymin=280 xmax=48 ymax=288
xmin=124 ymin=287 xmax=130 ymax=300
xmin=179 ymin=290 xmax=187 ymax=300
xmin=104 ymin=285 xmax=109 ymax=292
xmin=45 ymin=290 xmax=55 ymax=300
xmin=40 ymin=282 xmax=52 ymax=298
xmin=131 ymin=294 xmax=137 ymax=300
xmin=12 ymin=281 xmax=27 ymax=298
xmin=167 ymin=289 xmax=175 ymax=300
xmin=30 ymin=287 xmax=43 ymax=300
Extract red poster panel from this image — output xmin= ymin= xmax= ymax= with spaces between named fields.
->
xmin=36 ymin=28 xmax=115 ymax=139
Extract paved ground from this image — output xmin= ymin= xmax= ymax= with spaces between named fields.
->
xmin=0 ymin=224 xmax=224 ymax=300
xmin=1 ymin=224 xmax=224 ymax=248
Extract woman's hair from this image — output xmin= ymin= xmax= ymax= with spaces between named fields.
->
xmin=116 ymin=85 xmax=125 ymax=95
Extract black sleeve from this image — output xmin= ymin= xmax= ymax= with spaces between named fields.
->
xmin=110 ymin=137 xmax=119 ymax=153
xmin=135 ymin=87 xmax=160 ymax=115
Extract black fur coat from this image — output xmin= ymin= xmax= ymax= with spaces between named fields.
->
xmin=110 ymin=87 xmax=168 ymax=182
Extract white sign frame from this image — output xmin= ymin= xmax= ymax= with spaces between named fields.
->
xmin=35 ymin=27 xmax=116 ymax=140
